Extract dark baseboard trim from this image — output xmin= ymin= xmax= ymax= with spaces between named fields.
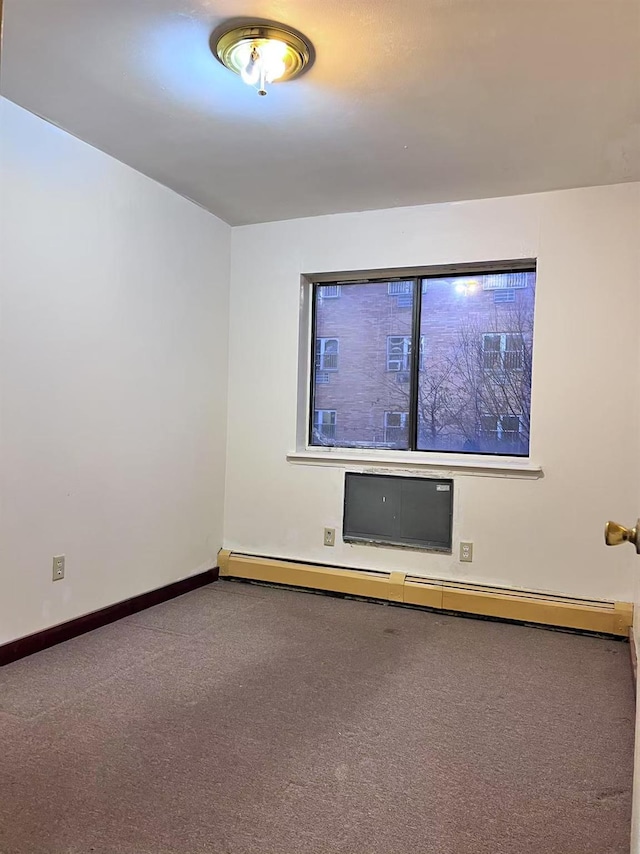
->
xmin=0 ymin=567 xmax=219 ymax=667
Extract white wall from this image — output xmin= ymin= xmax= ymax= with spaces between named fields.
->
xmin=0 ymin=98 xmax=231 ymax=645
xmin=225 ymin=183 xmax=640 ymax=603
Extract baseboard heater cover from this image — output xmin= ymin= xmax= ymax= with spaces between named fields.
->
xmin=217 ymin=550 xmax=632 ymax=637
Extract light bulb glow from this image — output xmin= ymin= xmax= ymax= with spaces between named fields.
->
xmin=262 ymin=40 xmax=287 ymax=82
xmin=237 ymin=39 xmax=289 ymax=94
xmin=454 ymin=279 xmax=480 ymax=296
xmin=214 ymin=24 xmax=313 ymax=97
xmin=240 ymin=45 xmax=260 ymax=85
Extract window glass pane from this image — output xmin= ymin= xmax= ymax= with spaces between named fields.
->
xmin=502 ymin=415 xmax=520 ymax=432
xmin=384 ymin=412 xmax=409 ymax=444
xmin=504 ymin=334 xmax=524 ymax=370
xmin=388 ymin=281 xmax=413 ymax=296
xmin=316 ymin=337 xmax=339 ymax=370
xmin=387 ymin=335 xmax=411 ymax=371
xmin=318 ymin=285 xmax=341 ymax=299
xmin=494 ymin=289 xmax=515 ymax=304
xmin=483 ymin=334 xmax=501 ymax=351
xmin=480 ymin=415 xmax=498 ymax=433
xmin=311 ymin=282 xmax=414 ymax=449
xmin=313 ymin=410 xmax=336 ymax=443
xmin=417 ymin=271 xmax=535 ymax=455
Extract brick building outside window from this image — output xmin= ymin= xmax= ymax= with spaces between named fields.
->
xmin=310 ymin=270 xmax=536 ymax=456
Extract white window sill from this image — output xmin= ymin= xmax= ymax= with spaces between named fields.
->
xmin=287 ymin=449 xmax=543 ymax=479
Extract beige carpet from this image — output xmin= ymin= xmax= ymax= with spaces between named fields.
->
xmin=0 ymin=579 xmax=634 ymax=853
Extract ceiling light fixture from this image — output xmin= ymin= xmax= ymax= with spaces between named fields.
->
xmin=213 ymin=23 xmax=313 ymax=96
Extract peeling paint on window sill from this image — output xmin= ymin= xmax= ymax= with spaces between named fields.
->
xmin=286 ymin=449 xmax=543 ymax=479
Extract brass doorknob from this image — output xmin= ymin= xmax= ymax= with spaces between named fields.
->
xmin=605 ymin=520 xmax=640 ymax=553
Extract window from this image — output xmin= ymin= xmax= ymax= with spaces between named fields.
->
xmin=494 ymin=289 xmax=515 ymax=304
xmin=310 ymin=267 xmax=536 ymax=456
xmin=482 ymin=272 xmax=531 ymax=291
xmin=318 ymin=284 xmax=341 ymax=299
xmin=387 ymin=336 xmax=425 ymax=372
xmin=384 ymin=412 xmax=409 ymax=446
xmin=313 ymin=410 xmax=336 ymax=442
xmin=315 ymin=338 xmax=339 ymax=371
xmin=482 ymin=333 xmax=524 ymax=371
xmin=388 ymin=281 xmax=412 ymax=296
xmin=387 ymin=336 xmax=411 ymax=371
xmin=480 ymin=415 xmax=523 ymax=449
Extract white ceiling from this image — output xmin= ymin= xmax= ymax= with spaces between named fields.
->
xmin=2 ymin=0 xmax=639 ymax=225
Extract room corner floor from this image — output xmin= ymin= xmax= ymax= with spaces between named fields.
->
xmin=0 ymin=580 xmax=634 ymax=854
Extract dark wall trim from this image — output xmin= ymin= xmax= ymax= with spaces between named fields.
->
xmin=0 ymin=568 xmax=219 ymax=667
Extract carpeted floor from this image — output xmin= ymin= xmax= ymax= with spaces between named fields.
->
xmin=0 ymin=580 xmax=634 ymax=854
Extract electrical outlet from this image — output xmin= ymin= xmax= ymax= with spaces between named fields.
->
xmin=459 ymin=542 xmax=473 ymax=563
xmin=52 ymin=555 xmax=65 ymax=581
xmin=324 ymin=527 xmax=336 ymax=547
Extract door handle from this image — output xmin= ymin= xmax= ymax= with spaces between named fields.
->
xmin=604 ymin=520 xmax=640 ymax=553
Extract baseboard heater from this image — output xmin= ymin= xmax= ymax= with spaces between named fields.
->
xmin=217 ymin=550 xmax=633 ymax=637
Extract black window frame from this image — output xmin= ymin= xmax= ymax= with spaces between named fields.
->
xmin=308 ymin=261 xmax=536 ymax=457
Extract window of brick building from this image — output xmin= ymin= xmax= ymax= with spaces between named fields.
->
xmin=313 ymin=410 xmax=337 ymax=442
xmin=387 ymin=281 xmax=412 ymax=296
xmin=480 ymin=415 xmax=522 ymax=447
xmin=387 ymin=336 xmax=411 ymax=371
xmin=482 ymin=333 xmax=524 ymax=371
xmin=315 ymin=338 xmax=339 ymax=371
xmin=387 ymin=336 xmax=425 ymax=372
xmin=493 ymin=289 xmax=515 ymax=304
xmin=309 ymin=265 xmax=536 ymax=456
xmin=384 ymin=412 xmax=409 ymax=446
xmin=318 ymin=285 xmax=341 ymax=299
